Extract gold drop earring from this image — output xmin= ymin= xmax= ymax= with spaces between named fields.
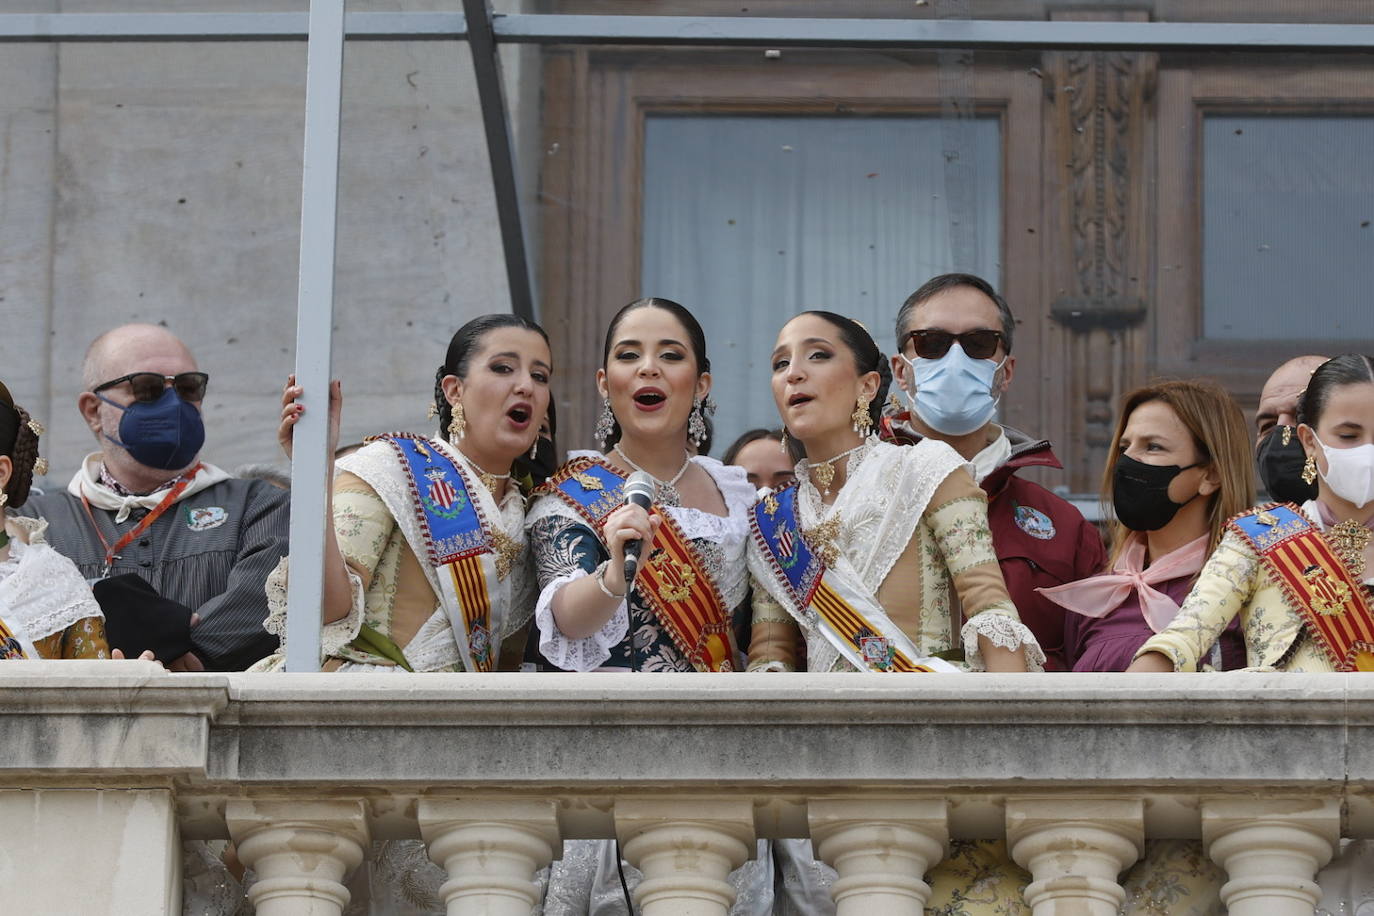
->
xmin=448 ymin=403 xmax=466 ymax=443
xmin=1302 ymin=454 xmax=1318 ymax=486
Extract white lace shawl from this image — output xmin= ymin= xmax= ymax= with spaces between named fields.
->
xmin=525 ymin=452 xmax=756 ymax=672
xmin=262 ymin=436 xmax=533 ymax=671
xmin=0 ymin=515 xmax=103 ymax=645
xmin=751 ymin=437 xmax=1042 ymax=672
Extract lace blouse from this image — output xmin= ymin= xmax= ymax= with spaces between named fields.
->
xmin=748 ymin=437 xmax=1043 ymax=672
xmin=526 ymin=453 xmax=756 ymax=672
xmin=0 ymin=516 xmax=108 ymax=659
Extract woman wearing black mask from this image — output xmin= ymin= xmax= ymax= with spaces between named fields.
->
xmin=1041 ymin=380 xmax=1252 ymax=673
xmin=1130 ymin=354 xmax=1374 ymax=673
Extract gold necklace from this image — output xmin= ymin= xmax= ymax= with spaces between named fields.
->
xmin=806 ymin=441 xmax=867 ymax=497
xmin=453 ymin=448 xmax=511 ymax=497
xmin=612 ymin=445 xmax=692 ymax=504
xmin=1327 ymin=518 xmax=1372 ymax=580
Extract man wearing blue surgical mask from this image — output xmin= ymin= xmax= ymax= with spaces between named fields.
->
xmin=17 ymin=324 xmax=288 ymax=671
xmin=881 ymin=273 xmax=1104 ymax=670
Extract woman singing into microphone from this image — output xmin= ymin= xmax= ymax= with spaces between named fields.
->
xmin=526 ymin=297 xmax=756 ymax=673
xmin=526 ymin=298 xmax=771 ymax=916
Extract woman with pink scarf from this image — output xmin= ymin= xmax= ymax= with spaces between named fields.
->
xmin=1041 ymin=379 xmax=1254 ymax=672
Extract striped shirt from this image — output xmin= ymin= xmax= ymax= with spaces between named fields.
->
xmin=18 ymin=479 xmax=289 ymax=669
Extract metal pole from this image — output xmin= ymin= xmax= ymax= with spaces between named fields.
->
xmin=462 ymin=0 xmax=535 ymax=320
xmin=284 ymin=0 xmax=347 ymax=672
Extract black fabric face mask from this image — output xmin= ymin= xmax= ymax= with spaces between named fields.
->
xmin=1256 ymin=425 xmax=1318 ymax=506
xmin=1112 ymin=454 xmax=1201 ymax=532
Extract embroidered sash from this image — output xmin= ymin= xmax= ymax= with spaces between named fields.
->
xmin=0 ymin=618 xmax=27 ymax=659
xmin=750 ymin=484 xmax=959 ymax=673
xmin=1229 ymin=502 xmax=1374 ymax=672
xmin=371 ymin=434 xmax=506 ymax=672
xmin=541 ymin=457 xmax=737 ymax=672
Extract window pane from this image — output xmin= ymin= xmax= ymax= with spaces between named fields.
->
xmin=641 ymin=115 xmax=1001 ymax=451
xmin=1203 ymin=114 xmax=1374 ymax=340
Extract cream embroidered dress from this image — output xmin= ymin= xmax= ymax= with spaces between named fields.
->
xmin=1135 ymin=499 xmax=1373 ymax=672
xmin=254 ymin=436 xmax=536 ymax=916
xmin=258 ymin=436 xmax=535 ymax=673
xmin=746 ymin=437 xmax=1042 ymax=916
xmin=747 ymin=437 xmax=1043 ymax=673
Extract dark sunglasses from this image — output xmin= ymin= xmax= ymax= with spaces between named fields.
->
xmin=93 ymin=372 xmax=209 ymax=403
xmin=904 ymin=328 xmax=1005 ymax=361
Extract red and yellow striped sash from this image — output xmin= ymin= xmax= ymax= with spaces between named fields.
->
xmin=1232 ymin=504 xmax=1374 ymax=672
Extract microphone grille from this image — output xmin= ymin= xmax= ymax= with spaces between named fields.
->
xmin=624 ymin=470 xmax=658 ymax=500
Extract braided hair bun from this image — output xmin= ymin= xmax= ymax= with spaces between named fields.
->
xmin=0 ymin=382 xmax=43 ymax=508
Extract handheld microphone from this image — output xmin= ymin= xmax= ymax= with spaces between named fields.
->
xmin=621 ymin=471 xmax=657 ymax=586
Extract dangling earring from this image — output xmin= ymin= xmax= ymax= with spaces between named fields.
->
xmin=0 ymin=492 xmax=7 ymax=508
xmin=779 ymin=429 xmax=789 ymax=454
xmin=688 ymin=397 xmax=707 ymax=448
xmin=529 ymin=425 xmax=541 ymax=461
xmin=448 ymin=402 xmax=466 ymax=443
xmin=851 ymin=396 xmax=873 ymax=435
xmin=594 ymin=397 xmax=615 ymax=449
xmin=1302 ymin=454 xmax=1318 ymax=486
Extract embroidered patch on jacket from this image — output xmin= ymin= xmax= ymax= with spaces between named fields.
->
xmin=1013 ymin=504 xmax=1056 ymax=540
xmin=185 ymin=506 xmax=228 ymax=531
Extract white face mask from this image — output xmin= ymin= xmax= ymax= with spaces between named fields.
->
xmin=899 ymin=344 xmax=1005 ymax=437
xmin=1316 ymin=437 xmax=1374 ymax=509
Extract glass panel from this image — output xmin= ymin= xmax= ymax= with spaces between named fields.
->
xmin=1203 ymin=114 xmax=1374 ymax=340
xmin=641 ymin=114 xmax=1000 ymax=451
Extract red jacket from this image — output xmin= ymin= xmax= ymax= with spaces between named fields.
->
xmin=879 ymin=416 xmax=1106 ymax=670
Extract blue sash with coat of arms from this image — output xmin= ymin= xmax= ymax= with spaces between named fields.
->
xmin=371 ymin=433 xmax=503 ymax=672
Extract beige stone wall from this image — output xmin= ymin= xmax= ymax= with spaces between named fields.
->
xmin=0 ymin=1 xmax=540 ymax=483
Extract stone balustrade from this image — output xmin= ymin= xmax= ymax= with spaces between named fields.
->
xmin=2 ymin=662 xmax=1369 ymax=915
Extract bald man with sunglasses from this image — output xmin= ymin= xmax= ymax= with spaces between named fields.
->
xmin=881 ymin=273 xmax=1104 ymax=671
xmin=18 ymin=323 xmax=289 ymax=671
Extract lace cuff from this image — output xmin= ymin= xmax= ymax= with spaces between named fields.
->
xmin=533 ymin=568 xmax=629 ymax=672
xmin=263 ymin=557 xmax=368 ymax=661
xmin=960 ymin=609 xmax=1046 ymax=672
xmin=747 ymin=659 xmax=793 ymax=673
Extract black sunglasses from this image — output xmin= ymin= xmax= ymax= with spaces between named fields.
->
xmin=93 ymin=372 xmax=210 ymax=403
xmin=904 ymin=328 xmax=1005 ymax=361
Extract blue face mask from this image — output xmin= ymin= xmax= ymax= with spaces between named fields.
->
xmin=97 ymin=386 xmax=205 ymax=471
xmin=900 ymin=343 xmax=1004 ymax=436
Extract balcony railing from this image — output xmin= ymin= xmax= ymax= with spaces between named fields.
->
xmin=3 ymin=662 xmax=1367 ymax=915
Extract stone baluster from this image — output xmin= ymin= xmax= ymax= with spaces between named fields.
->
xmin=1006 ymin=798 xmax=1144 ymax=916
xmin=417 ymin=797 xmax=561 ymax=916
xmin=808 ymin=798 xmax=948 ymax=914
xmin=614 ymin=797 xmax=756 ymax=915
xmin=1202 ymin=798 xmax=1339 ymax=916
xmin=225 ymin=799 xmax=368 ymax=916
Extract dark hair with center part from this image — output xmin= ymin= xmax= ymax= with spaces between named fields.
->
xmin=1297 ymin=354 xmax=1374 ymax=429
xmin=432 ymin=313 xmax=552 ymax=440
xmin=795 ymin=310 xmax=892 ymax=433
xmin=722 ymin=428 xmax=783 ymax=467
xmin=600 ymin=297 xmax=713 ymax=454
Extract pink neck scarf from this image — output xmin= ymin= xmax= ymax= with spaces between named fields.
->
xmin=1037 ymin=532 xmax=1211 ymax=633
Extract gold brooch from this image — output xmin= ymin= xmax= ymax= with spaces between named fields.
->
xmin=802 ymin=514 xmax=843 ymax=567
xmin=762 ymin=492 xmax=779 ymax=517
xmin=1256 ymin=510 xmax=1279 ymax=527
xmin=1327 ymin=519 xmax=1371 ymax=580
xmin=489 ymin=528 xmax=522 ymax=581
xmin=572 ymin=470 xmax=603 ymax=491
